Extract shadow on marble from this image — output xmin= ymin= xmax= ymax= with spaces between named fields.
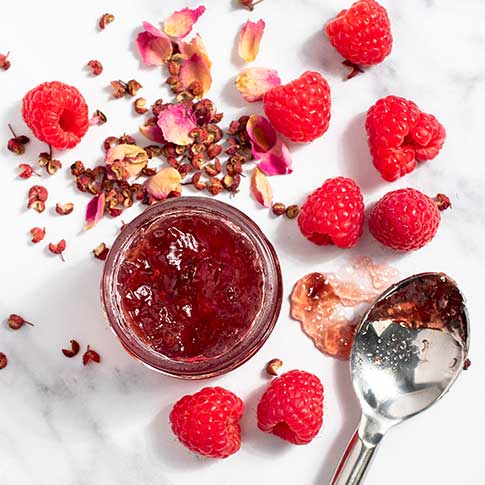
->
xmin=240 ymin=383 xmax=290 ymax=457
xmin=340 ymin=112 xmax=383 ymax=194
xmin=147 ymin=403 xmax=215 ymax=471
xmin=313 ymin=360 xmax=360 ymax=485
xmin=300 ymin=29 xmax=344 ymax=79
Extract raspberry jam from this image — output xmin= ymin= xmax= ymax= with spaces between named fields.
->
xmin=102 ymin=197 xmax=282 ymax=379
xmin=117 ymin=213 xmax=264 ymax=360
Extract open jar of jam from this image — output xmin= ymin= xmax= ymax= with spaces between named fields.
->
xmin=101 ymin=197 xmax=282 ymax=379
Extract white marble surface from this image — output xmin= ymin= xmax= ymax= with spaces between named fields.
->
xmin=1 ymin=0 xmax=484 ymax=483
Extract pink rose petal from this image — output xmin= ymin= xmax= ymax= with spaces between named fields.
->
xmin=236 ymin=67 xmax=281 ymax=102
xmin=179 ymin=53 xmax=212 ymax=96
xmin=145 ymin=167 xmax=182 ymax=200
xmin=136 ymin=21 xmax=173 ymax=66
xmin=251 ymin=167 xmax=273 ymax=207
xmin=178 ymin=34 xmax=212 ymax=68
xmin=139 ymin=124 xmax=166 ymax=143
xmin=163 ymin=6 xmax=206 ymax=39
xmin=85 ymin=193 xmax=105 ymax=230
xmin=246 ymin=114 xmax=293 ymax=175
xmin=157 ymin=104 xmax=197 ymax=146
xmin=238 ymin=19 xmax=265 ymax=62
xmin=105 ymin=144 xmax=148 ymax=179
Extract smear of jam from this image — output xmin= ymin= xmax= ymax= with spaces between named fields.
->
xmin=116 ymin=213 xmax=264 ymax=360
xmin=369 ymin=273 xmax=468 ymax=347
xmin=290 ymin=258 xmax=399 ymax=360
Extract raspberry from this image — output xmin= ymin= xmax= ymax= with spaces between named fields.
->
xmin=369 ymin=189 xmax=449 ymax=251
xmin=366 ymin=96 xmax=446 ymax=182
xmin=257 ymin=370 xmax=324 ymax=445
xmin=325 ymin=0 xmax=392 ymax=66
xmin=22 ymin=81 xmax=89 ymax=150
xmin=169 ymin=387 xmax=244 ymax=458
xmin=298 ymin=177 xmax=364 ymax=248
xmin=263 ymin=71 xmax=331 ymax=143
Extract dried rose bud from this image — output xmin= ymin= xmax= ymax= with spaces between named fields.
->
xmin=192 ymin=172 xmax=207 ymax=191
xmin=18 ymin=163 xmax=40 ymax=179
xmin=87 ymin=59 xmax=103 ymax=76
xmin=99 ymin=13 xmax=114 ymax=30
xmin=83 ymin=345 xmax=101 ymax=365
xmin=0 ymin=352 xmax=7 ymax=369
xmin=134 ymin=97 xmax=148 ymax=114
xmin=127 ymin=79 xmax=142 ymax=97
xmin=266 ymin=358 xmax=283 ymax=376
xmin=30 ymin=227 xmax=46 ymax=243
xmin=285 ymin=204 xmax=299 ymax=219
xmin=46 ymin=158 xmax=62 ymax=175
xmin=48 ymin=240 xmax=67 ymax=262
xmin=0 ymin=52 xmax=11 ymax=71
xmin=103 ymin=136 xmax=119 ymax=151
xmin=62 ymin=340 xmax=80 ymax=358
xmin=7 ymin=313 xmax=34 ymax=330
xmin=70 ymin=161 xmax=85 ymax=176
xmin=55 ymin=202 xmax=74 ymax=215
xmin=110 ymin=80 xmax=127 ymax=98
xmin=93 ymin=242 xmax=109 ymax=261
xmin=272 ymin=203 xmax=286 ymax=216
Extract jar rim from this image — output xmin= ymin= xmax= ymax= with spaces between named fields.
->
xmin=101 ymin=196 xmax=283 ymax=379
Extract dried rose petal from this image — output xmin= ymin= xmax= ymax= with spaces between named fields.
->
xmin=251 ymin=167 xmax=273 ymax=207
xmin=85 ymin=193 xmax=106 ymax=230
xmin=157 ymin=104 xmax=197 ymax=146
xmin=48 ymin=240 xmax=67 ymax=262
xmin=145 ymin=167 xmax=182 ymax=200
xmin=246 ymin=114 xmax=293 ymax=175
xmin=93 ymin=242 xmax=109 ymax=261
xmin=56 ymin=202 xmax=74 ymax=215
xmin=87 ymin=59 xmax=103 ymax=75
xmin=62 ymin=340 xmax=80 ymax=358
xmin=178 ymin=34 xmax=212 ymax=68
xmin=30 ymin=227 xmax=45 ymax=243
xmin=139 ymin=124 xmax=166 ymax=143
xmin=105 ymin=144 xmax=148 ymax=179
xmin=235 ymin=67 xmax=281 ymax=102
xmin=238 ymin=19 xmax=265 ymax=62
xmin=179 ymin=54 xmax=212 ymax=97
xmin=163 ymin=6 xmax=206 ymax=39
xmin=83 ymin=345 xmax=101 ymax=365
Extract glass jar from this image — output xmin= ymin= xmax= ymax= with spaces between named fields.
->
xmin=101 ymin=197 xmax=282 ymax=379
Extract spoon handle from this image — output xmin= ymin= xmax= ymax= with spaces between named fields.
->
xmin=330 ymin=417 xmax=383 ymax=485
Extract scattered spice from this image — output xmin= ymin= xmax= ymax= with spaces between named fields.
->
xmin=55 ymin=202 xmax=74 ymax=215
xmin=134 ymin=97 xmax=148 ymax=114
xmin=48 ymin=240 xmax=67 ymax=262
xmin=110 ymin=80 xmax=127 ymax=98
xmin=30 ymin=227 xmax=46 ymax=243
xmin=7 ymin=124 xmax=29 ymax=155
xmin=18 ymin=163 xmax=40 ymax=179
xmin=0 ymin=52 xmax=11 ymax=71
xmin=99 ymin=13 xmax=115 ymax=30
xmin=342 ymin=60 xmax=364 ymax=80
xmin=0 ymin=353 xmax=7 ymax=369
xmin=463 ymin=358 xmax=471 ymax=370
xmin=28 ymin=185 xmax=48 ymax=213
xmin=87 ymin=59 xmax=103 ymax=76
xmin=272 ymin=202 xmax=286 ymax=216
xmin=38 ymin=152 xmax=62 ymax=175
xmin=127 ymin=79 xmax=142 ymax=96
xmin=238 ymin=0 xmax=264 ymax=11
xmin=83 ymin=345 xmax=101 ymax=365
xmin=434 ymin=193 xmax=452 ymax=211
xmin=265 ymin=358 xmax=283 ymax=376
xmin=285 ymin=204 xmax=299 ymax=219
xmin=93 ymin=242 xmax=109 ymax=260
xmin=7 ymin=314 xmax=34 ymax=330
xmin=62 ymin=340 xmax=81 ymax=358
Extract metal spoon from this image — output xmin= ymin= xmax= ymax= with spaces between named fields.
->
xmin=330 ymin=273 xmax=470 ymax=485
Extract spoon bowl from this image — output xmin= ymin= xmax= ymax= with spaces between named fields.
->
xmin=331 ymin=273 xmax=469 ymax=485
